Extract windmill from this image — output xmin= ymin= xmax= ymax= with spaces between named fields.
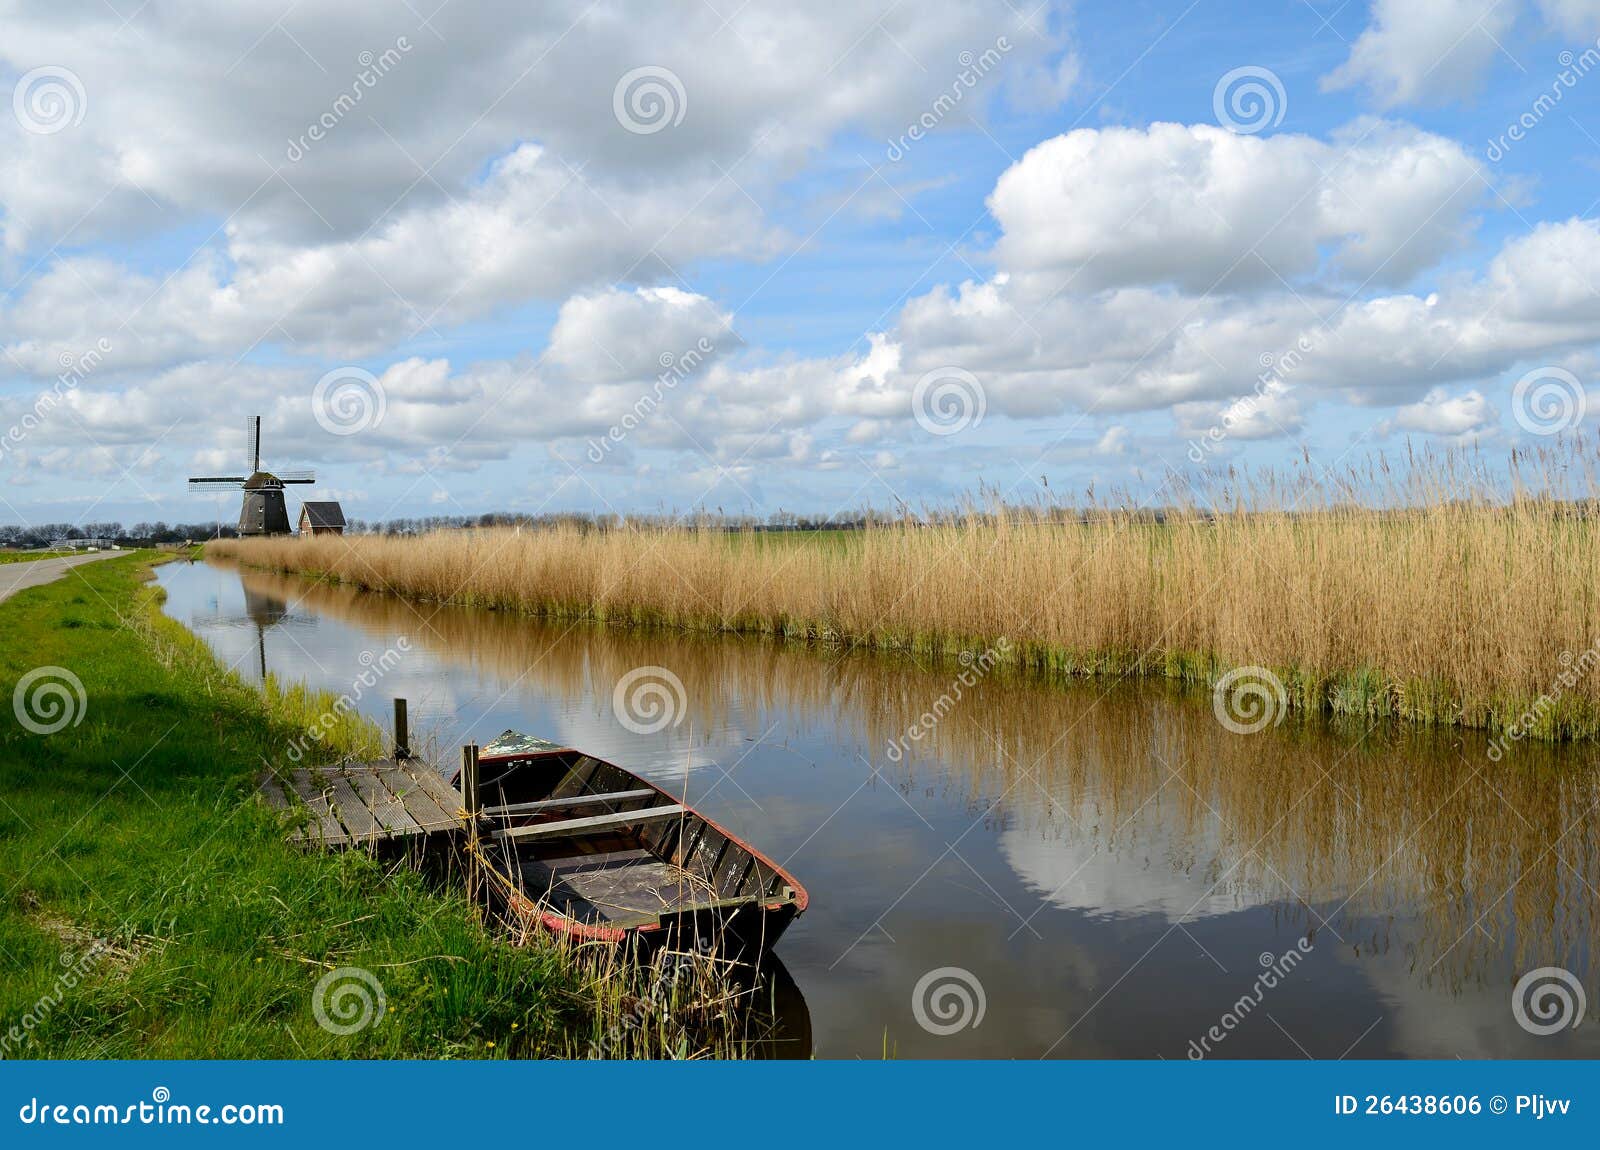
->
xmin=188 ymin=417 xmax=314 ymax=536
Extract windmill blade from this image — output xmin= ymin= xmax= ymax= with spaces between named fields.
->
xmin=276 ymin=469 xmax=316 ymax=483
xmin=188 ymin=477 xmax=248 ymax=488
xmin=247 ymin=415 xmax=261 ymax=473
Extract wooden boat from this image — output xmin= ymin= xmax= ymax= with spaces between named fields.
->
xmin=457 ymin=731 xmax=808 ymax=950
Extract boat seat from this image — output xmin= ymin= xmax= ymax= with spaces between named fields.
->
xmin=481 ymin=788 xmax=656 ymax=817
xmin=490 ymin=804 xmax=686 ymax=843
xmin=515 ymin=850 xmax=717 ymax=928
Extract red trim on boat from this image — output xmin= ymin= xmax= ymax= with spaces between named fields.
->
xmin=506 ymin=888 xmax=633 ymax=942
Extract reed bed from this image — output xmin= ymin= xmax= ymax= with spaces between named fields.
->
xmin=213 ymin=442 xmax=1600 ymax=741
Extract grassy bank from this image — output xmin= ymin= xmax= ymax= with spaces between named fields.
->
xmin=0 ymin=553 xmax=745 ymax=1058
xmin=213 ymin=445 xmax=1600 ymax=742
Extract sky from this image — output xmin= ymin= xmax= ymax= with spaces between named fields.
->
xmin=1 ymin=0 xmax=1599 ymax=529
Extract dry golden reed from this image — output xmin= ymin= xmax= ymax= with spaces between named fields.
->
xmin=211 ymin=441 xmax=1600 ymax=741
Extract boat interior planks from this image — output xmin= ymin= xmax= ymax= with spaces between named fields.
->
xmin=514 ymin=849 xmax=720 ymax=931
xmin=466 ymin=730 xmax=808 ymax=948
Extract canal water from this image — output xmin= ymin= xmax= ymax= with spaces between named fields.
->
xmin=158 ymin=558 xmax=1600 ymax=1059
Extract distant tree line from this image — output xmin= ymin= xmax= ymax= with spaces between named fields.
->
xmin=0 ymin=512 xmax=878 ymax=549
xmin=341 ymin=511 xmax=883 ymax=535
xmin=0 ymin=522 xmax=239 ymax=549
xmin=2 ymin=504 xmax=1201 ymax=550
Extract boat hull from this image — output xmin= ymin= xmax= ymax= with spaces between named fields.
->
xmin=503 ymin=884 xmax=802 ymax=952
xmin=465 ymin=732 xmax=808 ymax=954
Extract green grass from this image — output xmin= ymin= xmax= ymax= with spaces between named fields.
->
xmin=0 ymin=550 xmax=76 ymax=564
xmin=0 ymin=552 xmax=607 ymax=1058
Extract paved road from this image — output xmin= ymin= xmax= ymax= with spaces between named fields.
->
xmin=0 ymin=552 xmax=124 ymax=604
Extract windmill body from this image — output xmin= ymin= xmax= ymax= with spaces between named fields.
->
xmin=189 ymin=417 xmax=315 ymax=536
xmin=239 ymin=471 xmax=292 ymax=536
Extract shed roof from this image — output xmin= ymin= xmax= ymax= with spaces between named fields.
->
xmin=300 ymin=501 xmax=346 ymax=528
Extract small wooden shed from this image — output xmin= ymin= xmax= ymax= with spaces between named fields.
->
xmin=298 ymin=501 xmax=346 ymax=537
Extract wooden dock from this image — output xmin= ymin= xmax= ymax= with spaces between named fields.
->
xmin=258 ymin=759 xmax=464 ymax=848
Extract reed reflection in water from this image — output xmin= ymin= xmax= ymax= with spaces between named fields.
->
xmin=162 ymin=560 xmax=1600 ymax=1059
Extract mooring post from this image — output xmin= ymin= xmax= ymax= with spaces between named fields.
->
xmin=393 ymin=698 xmax=409 ymax=761
xmin=460 ymin=741 xmax=481 ymax=903
xmin=461 ymin=742 xmax=480 ymax=823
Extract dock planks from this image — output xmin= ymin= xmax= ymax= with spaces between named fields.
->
xmin=258 ymin=759 xmax=464 ymax=848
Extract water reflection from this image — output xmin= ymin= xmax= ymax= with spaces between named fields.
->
xmin=185 ymin=572 xmax=314 ymax=681
xmin=241 ymin=585 xmax=289 ymax=679
xmin=161 ymin=559 xmax=1600 ymax=1058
